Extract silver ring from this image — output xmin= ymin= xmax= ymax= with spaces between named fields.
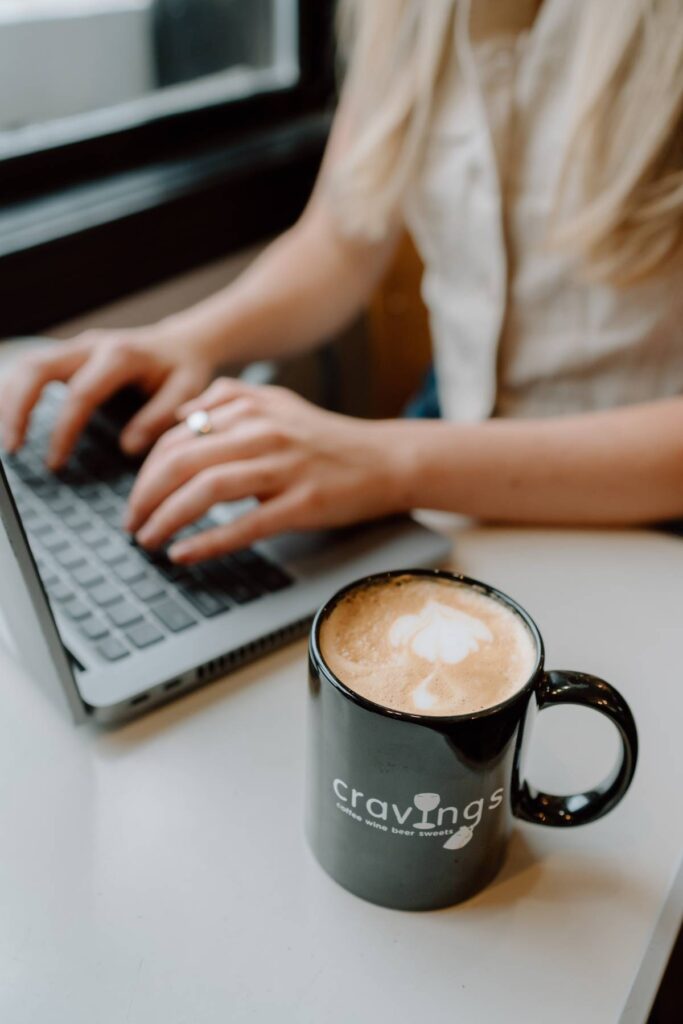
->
xmin=185 ymin=410 xmax=213 ymax=437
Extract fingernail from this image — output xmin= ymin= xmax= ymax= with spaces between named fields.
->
xmin=3 ymin=431 xmax=17 ymax=452
xmin=121 ymin=433 xmax=142 ymax=454
xmin=168 ymin=542 xmax=191 ymax=563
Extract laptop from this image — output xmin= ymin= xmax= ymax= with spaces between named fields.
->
xmin=0 ymin=382 xmax=450 ymax=725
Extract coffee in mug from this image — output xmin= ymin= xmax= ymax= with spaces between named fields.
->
xmin=319 ymin=574 xmax=536 ymax=716
xmin=306 ymin=570 xmax=638 ymax=910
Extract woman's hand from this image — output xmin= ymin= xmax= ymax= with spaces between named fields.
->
xmin=126 ymin=378 xmax=413 ymax=563
xmin=0 ymin=322 xmax=216 ymax=468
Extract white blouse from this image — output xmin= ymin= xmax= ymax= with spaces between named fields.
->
xmin=404 ymin=0 xmax=683 ymax=421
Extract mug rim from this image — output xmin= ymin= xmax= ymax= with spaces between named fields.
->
xmin=310 ymin=568 xmax=545 ymax=724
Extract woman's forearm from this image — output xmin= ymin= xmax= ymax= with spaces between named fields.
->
xmin=391 ymin=398 xmax=683 ymax=525
xmin=161 ymin=201 xmax=398 ymax=368
xmin=155 ymin=96 xmax=398 ymax=369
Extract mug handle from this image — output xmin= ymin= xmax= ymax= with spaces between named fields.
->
xmin=513 ymin=670 xmax=638 ymax=827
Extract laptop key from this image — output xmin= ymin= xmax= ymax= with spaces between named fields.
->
xmin=41 ymin=533 xmax=70 ymax=554
xmin=207 ymin=564 xmax=260 ymax=605
xmin=27 ymin=520 xmax=54 ymax=538
xmin=152 ymin=598 xmax=197 ymax=633
xmin=72 ymin=482 xmax=101 ymax=500
xmin=180 ymin=587 xmax=230 ymax=618
xmin=96 ymin=637 xmax=129 ymax=661
xmin=65 ymin=471 xmax=92 ymax=492
xmin=63 ymin=598 xmax=91 ymax=621
xmin=33 ymin=480 xmax=57 ymax=498
xmin=230 ymin=549 xmax=260 ymax=568
xmin=55 ymin=547 xmax=86 ymax=571
xmin=126 ymin=621 xmax=164 ymax=649
xmin=156 ymin=560 xmax=189 ymax=582
xmin=233 ymin=554 xmax=292 ymax=593
xmin=98 ymin=505 xmax=123 ymax=527
xmin=88 ymin=490 xmax=114 ymax=513
xmin=44 ymin=492 xmax=74 ymax=514
xmin=17 ymin=473 xmax=47 ymax=492
xmin=230 ymin=548 xmax=290 ymax=575
xmin=98 ymin=543 xmax=129 ymax=566
xmin=62 ymin=509 xmax=92 ymax=531
xmin=131 ymin=576 xmax=166 ymax=603
xmin=114 ymin=560 xmax=146 ymax=585
xmin=108 ymin=601 xmax=144 ymax=628
xmin=71 ymin=563 xmax=104 ymax=588
xmin=90 ymin=582 xmax=124 ymax=607
xmin=81 ymin=528 xmax=108 ymax=549
xmin=46 ymin=580 xmax=74 ymax=602
xmin=110 ymin=474 xmax=136 ymax=497
xmin=258 ymin=566 xmax=293 ymax=593
xmin=79 ymin=616 xmax=110 ymax=641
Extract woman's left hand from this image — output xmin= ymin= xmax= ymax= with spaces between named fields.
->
xmin=125 ymin=378 xmax=412 ymax=563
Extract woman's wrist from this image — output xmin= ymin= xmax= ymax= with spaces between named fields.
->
xmin=371 ymin=419 xmax=453 ymax=513
xmin=159 ymin=308 xmax=238 ymax=368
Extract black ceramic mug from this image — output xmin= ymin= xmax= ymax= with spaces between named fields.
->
xmin=305 ymin=569 xmax=638 ymax=910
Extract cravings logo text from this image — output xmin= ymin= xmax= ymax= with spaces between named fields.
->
xmin=332 ymin=778 xmax=504 ymax=849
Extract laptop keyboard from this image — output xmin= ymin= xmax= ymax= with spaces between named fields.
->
xmin=2 ymin=387 xmax=293 ymax=665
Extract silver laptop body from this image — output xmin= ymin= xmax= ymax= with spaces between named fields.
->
xmin=0 ymin=385 xmax=450 ymax=725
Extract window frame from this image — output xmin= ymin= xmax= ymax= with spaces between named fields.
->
xmin=2 ymin=0 xmax=335 ymax=201
xmin=0 ymin=0 xmax=337 ymax=336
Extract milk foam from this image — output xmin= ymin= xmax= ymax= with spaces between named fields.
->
xmin=388 ymin=600 xmax=494 ymax=709
xmin=319 ymin=576 xmax=536 ymax=716
xmin=389 ymin=600 xmax=493 ymax=664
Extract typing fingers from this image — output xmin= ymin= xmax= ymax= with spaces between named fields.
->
xmin=168 ymin=489 xmax=308 ymax=563
xmin=135 ymin=458 xmax=287 ymax=549
xmin=126 ymin=419 xmax=285 ymax=534
xmin=46 ymin=345 xmax=147 ymax=469
xmin=119 ymin=365 xmax=211 ymax=456
xmin=0 ymin=342 xmax=87 ymax=452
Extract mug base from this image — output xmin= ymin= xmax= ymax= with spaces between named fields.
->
xmin=308 ymin=839 xmax=507 ymax=912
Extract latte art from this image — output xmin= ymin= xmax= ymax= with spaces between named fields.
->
xmin=389 ymin=600 xmax=493 ymax=663
xmin=388 ymin=600 xmax=495 ymax=709
xmin=319 ymin=576 xmax=536 ymax=716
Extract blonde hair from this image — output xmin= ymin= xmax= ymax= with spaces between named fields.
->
xmin=332 ymin=0 xmax=683 ymax=286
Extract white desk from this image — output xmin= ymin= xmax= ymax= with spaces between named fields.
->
xmin=0 ymin=518 xmax=681 ymax=1023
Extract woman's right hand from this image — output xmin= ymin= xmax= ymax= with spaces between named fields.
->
xmin=0 ymin=322 xmax=216 ymax=469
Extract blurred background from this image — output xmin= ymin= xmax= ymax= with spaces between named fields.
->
xmin=0 ymin=0 xmax=431 ymax=419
